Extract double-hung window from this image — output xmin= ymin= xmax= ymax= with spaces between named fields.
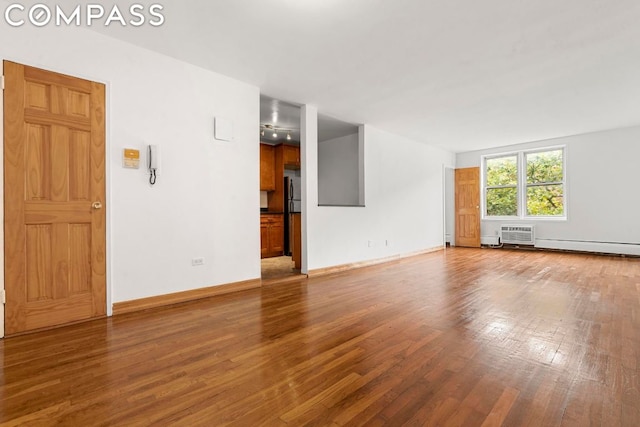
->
xmin=483 ymin=146 xmax=566 ymax=219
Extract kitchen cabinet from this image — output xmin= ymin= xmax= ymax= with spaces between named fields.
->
xmin=260 ymin=144 xmax=275 ymax=191
xmin=283 ymin=145 xmax=300 ymax=168
xmin=290 ymin=213 xmax=302 ymax=269
xmin=260 ymin=214 xmax=284 ymax=258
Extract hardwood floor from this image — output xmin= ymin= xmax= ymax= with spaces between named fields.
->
xmin=1 ymin=248 xmax=639 ymax=426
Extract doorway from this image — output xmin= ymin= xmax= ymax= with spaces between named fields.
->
xmin=444 ymin=166 xmax=455 ymax=248
xmin=259 ymin=95 xmax=304 ymax=282
xmin=3 ymin=61 xmax=107 ymax=335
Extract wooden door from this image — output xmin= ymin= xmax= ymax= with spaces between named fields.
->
xmin=4 ymin=61 xmax=106 ymax=335
xmin=455 ymin=167 xmax=481 ymax=248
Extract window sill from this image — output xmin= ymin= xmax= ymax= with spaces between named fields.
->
xmin=483 ymin=216 xmax=567 ymax=222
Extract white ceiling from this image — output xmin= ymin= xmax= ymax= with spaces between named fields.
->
xmin=85 ymin=0 xmax=640 ymax=153
xmin=259 ymin=95 xmax=358 ymax=144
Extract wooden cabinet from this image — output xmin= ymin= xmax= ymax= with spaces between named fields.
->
xmin=283 ymin=145 xmax=300 ymax=168
xmin=260 ymin=214 xmax=284 ymax=258
xmin=290 ymin=213 xmax=302 ymax=270
xmin=260 ymin=222 xmax=270 ymax=256
xmin=269 ymin=221 xmax=284 ymax=253
xmin=260 ymin=144 xmax=275 ymax=191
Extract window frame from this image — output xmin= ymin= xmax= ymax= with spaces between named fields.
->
xmin=481 ymin=145 xmax=567 ymax=221
xmin=483 ymin=152 xmax=520 ymax=219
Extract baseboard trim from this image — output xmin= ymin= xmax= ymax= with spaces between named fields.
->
xmin=535 ymin=239 xmax=640 ymax=256
xmin=112 ymin=278 xmax=262 ymax=316
xmin=307 ymin=246 xmax=444 ymax=278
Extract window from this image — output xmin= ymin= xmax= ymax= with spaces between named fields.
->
xmin=483 ymin=147 xmax=565 ymax=219
xmin=525 ymin=149 xmax=564 ymax=216
xmin=485 ymin=155 xmax=518 ymax=216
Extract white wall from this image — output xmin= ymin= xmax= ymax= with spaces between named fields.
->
xmin=0 ymin=24 xmax=261 ymax=313
xmin=306 ymin=124 xmax=455 ymax=270
xmin=300 ymin=105 xmax=318 ymax=274
xmin=318 ymin=133 xmax=360 ymax=206
xmin=456 ymin=126 xmax=640 ymax=253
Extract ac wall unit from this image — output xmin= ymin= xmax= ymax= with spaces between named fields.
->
xmin=500 ymin=225 xmax=535 ymax=245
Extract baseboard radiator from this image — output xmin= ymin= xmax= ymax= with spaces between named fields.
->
xmin=535 ymin=239 xmax=640 ymax=256
xmin=500 ymin=225 xmax=535 ymax=245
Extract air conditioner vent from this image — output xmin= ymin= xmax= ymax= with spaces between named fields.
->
xmin=500 ymin=225 xmax=535 ymax=245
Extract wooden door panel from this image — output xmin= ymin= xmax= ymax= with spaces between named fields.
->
xmin=455 ymin=167 xmax=481 ymax=248
xmin=25 ymin=123 xmax=52 ymax=200
xmin=69 ymin=130 xmax=91 ymax=201
xmin=25 ymin=81 xmax=50 ymax=110
xmin=51 ymin=126 xmax=70 ymax=202
xmin=4 ymin=61 xmax=106 ymax=335
xmin=25 ymin=224 xmax=53 ymax=301
xmin=69 ymin=224 xmax=92 ymax=294
xmin=68 ymin=90 xmax=92 ymax=118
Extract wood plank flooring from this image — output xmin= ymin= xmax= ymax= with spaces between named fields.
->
xmin=1 ymin=248 xmax=639 ymax=426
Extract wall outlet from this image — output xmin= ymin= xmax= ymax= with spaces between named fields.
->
xmin=368 ymin=240 xmax=374 ymax=247
xmin=385 ymin=240 xmax=389 ymax=247
xmin=192 ymin=257 xmax=205 ymax=266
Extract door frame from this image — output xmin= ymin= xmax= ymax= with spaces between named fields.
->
xmin=442 ymin=165 xmax=455 ymax=248
xmin=1 ymin=59 xmax=112 ymax=338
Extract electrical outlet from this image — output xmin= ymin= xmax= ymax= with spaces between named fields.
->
xmin=368 ymin=240 xmax=374 ymax=247
xmin=192 ymin=257 xmax=205 ymax=266
xmin=385 ymin=240 xmax=389 ymax=247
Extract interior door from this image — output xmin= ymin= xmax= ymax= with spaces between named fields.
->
xmin=455 ymin=167 xmax=481 ymax=248
xmin=4 ymin=61 xmax=106 ymax=335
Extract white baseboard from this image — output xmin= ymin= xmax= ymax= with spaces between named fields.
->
xmin=535 ymin=239 xmax=640 ymax=256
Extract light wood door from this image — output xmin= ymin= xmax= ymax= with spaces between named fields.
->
xmin=455 ymin=167 xmax=481 ymax=248
xmin=4 ymin=61 xmax=106 ymax=335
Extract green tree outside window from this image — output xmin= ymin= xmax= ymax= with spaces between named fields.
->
xmin=484 ymin=148 xmax=565 ymax=218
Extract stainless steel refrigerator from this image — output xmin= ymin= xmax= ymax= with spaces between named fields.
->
xmin=284 ymin=175 xmax=301 ymax=255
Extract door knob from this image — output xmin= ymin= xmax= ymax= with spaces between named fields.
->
xmin=92 ymin=201 xmax=103 ymax=210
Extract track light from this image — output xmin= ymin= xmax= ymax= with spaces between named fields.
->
xmin=260 ymin=124 xmax=294 ymax=141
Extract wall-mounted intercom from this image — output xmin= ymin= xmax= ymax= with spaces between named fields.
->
xmin=148 ymin=145 xmax=159 ymax=185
